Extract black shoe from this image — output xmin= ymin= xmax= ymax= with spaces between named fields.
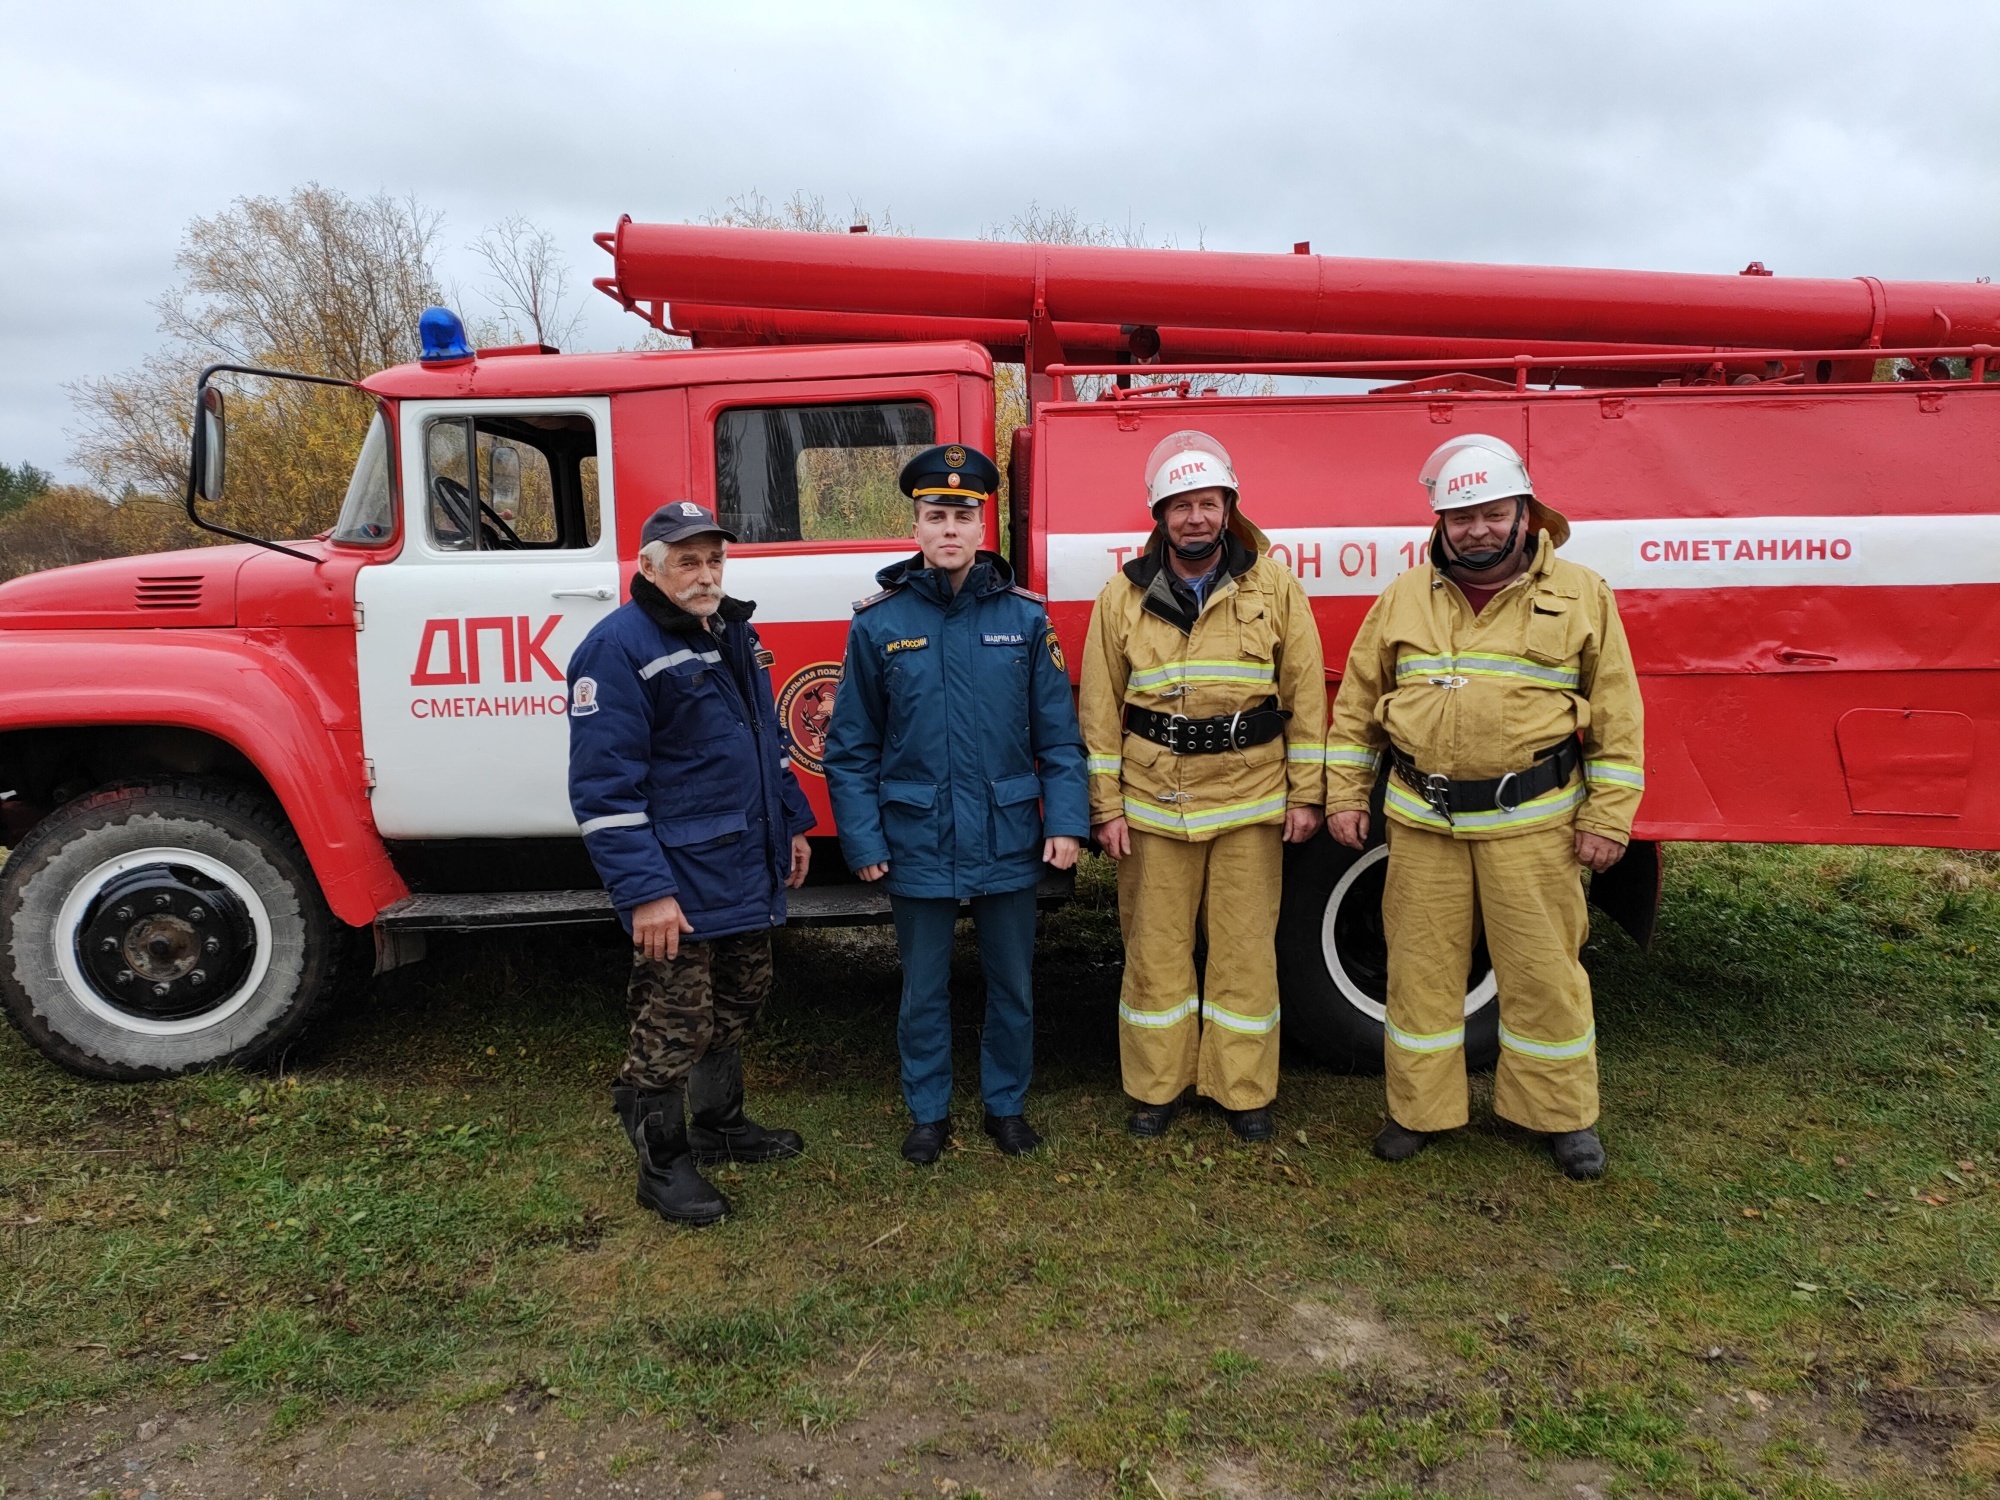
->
xmin=1224 ymin=1107 xmax=1275 ymax=1142
xmin=686 ymin=1045 xmax=804 ymax=1163
xmin=983 ymin=1112 xmax=1043 ymax=1156
xmin=1372 ymin=1119 xmax=1432 ymax=1162
xmin=611 ymin=1085 xmax=731 ymax=1227
xmin=1548 ymin=1127 xmax=1606 ymax=1180
xmin=902 ymin=1116 xmax=952 ymax=1165
xmin=1126 ymin=1096 xmax=1183 ymax=1138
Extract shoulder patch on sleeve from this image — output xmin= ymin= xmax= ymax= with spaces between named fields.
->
xmin=1044 ymin=627 xmax=1066 ymax=673
xmin=1007 ymin=584 xmax=1048 ymax=604
xmin=852 ymin=585 xmax=902 ymax=612
xmin=570 ymin=676 xmax=600 ymax=717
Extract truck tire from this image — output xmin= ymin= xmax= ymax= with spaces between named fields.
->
xmin=0 ymin=779 xmax=348 ymax=1080
xmin=1277 ymin=825 xmax=1499 ymax=1074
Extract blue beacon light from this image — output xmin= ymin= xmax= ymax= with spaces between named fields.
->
xmin=418 ymin=306 xmax=474 ymax=366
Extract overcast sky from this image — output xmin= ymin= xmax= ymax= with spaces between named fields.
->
xmin=4 ymin=0 xmax=1998 ymax=481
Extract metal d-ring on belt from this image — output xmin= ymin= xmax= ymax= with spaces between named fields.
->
xmin=1389 ymin=737 xmax=1581 ymax=822
xmin=1124 ymin=696 xmax=1291 ymax=755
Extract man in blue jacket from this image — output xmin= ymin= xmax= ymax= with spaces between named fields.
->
xmin=568 ymin=502 xmax=817 ymax=1227
xmin=825 ymin=445 xmax=1090 ymax=1165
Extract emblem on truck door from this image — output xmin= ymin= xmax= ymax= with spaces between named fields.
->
xmin=777 ymin=662 xmax=842 ymax=776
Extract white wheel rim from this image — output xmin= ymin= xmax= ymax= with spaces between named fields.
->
xmin=1320 ymin=845 xmax=1498 ymax=1023
xmin=53 ymin=846 xmax=274 ymax=1037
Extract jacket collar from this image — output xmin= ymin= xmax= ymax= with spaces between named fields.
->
xmin=631 ymin=574 xmax=756 ymax=636
xmin=1122 ymin=526 xmax=1259 ymax=633
xmin=875 ymin=548 xmax=1016 ymax=607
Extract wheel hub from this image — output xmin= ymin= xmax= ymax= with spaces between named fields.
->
xmin=73 ymin=864 xmax=255 ymax=1020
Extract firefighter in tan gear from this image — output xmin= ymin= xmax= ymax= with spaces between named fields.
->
xmin=1325 ymin=434 xmax=1644 ymax=1180
xmin=1081 ymin=431 xmax=1327 ymax=1141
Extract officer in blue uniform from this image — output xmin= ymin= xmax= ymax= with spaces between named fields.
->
xmin=825 ymin=444 xmax=1090 ymax=1164
xmin=569 ymin=502 xmax=818 ymax=1228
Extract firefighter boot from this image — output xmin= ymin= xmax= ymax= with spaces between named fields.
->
xmin=1547 ymin=1127 xmax=1606 ymax=1180
xmin=1372 ymin=1120 xmax=1433 ymax=1162
xmin=612 ymin=1085 xmax=731 ymax=1227
xmin=687 ymin=1045 xmax=804 ymax=1164
xmin=1126 ymin=1094 xmax=1184 ymax=1137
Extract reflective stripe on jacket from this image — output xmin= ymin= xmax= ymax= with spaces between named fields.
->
xmin=1325 ymin=529 xmax=1644 ymax=843
xmin=1080 ymin=517 xmax=1327 ymax=842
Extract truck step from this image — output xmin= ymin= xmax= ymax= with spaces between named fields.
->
xmin=374 ymin=869 xmax=1074 ymax=935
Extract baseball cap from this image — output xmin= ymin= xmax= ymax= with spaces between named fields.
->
xmin=640 ymin=501 xmax=737 ymax=547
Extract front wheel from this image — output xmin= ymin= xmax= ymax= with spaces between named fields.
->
xmin=0 ymin=780 xmax=350 ymax=1080
xmin=1277 ymin=826 xmax=1499 ymax=1073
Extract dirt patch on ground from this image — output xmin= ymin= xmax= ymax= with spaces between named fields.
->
xmin=1225 ymin=1283 xmax=1431 ymax=1379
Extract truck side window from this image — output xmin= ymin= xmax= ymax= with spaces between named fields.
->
xmin=715 ymin=400 xmax=935 ymax=543
xmin=422 ymin=412 xmax=601 ymax=552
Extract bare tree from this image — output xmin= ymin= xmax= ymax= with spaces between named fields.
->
xmin=705 ymin=189 xmax=902 ymax=236
xmin=472 ymin=215 xmax=585 ymax=349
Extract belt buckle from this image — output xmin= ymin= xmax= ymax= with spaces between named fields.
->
xmin=1166 ymin=713 xmax=1190 ymax=754
xmin=1420 ymin=772 xmax=1453 ymax=821
xmin=1494 ymin=770 xmax=1521 ymax=812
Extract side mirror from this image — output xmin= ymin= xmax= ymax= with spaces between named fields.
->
xmin=193 ymin=385 xmax=226 ymax=505
xmin=488 ymin=443 xmax=521 ymax=518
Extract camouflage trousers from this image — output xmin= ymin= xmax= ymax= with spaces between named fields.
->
xmin=618 ymin=931 xmax=775 ymax=1090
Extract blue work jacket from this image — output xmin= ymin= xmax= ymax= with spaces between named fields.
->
xmin=567 ymin=578 xmax=817 ymax=939
xmin=825 ymin=551 xmax=1089 ymax=899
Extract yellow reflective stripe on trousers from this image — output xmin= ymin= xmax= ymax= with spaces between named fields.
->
xmin=1119 ymin=996 xmax=1198 ymax=1029
xmin=1584 ymin=760 xmax=1646 ymax=788
xmin=1499 ymin=1022 xmax=1596 ymax=1061
xmin=1123 ymin=792 xmax=1288 ymax=836
xmin=1203 ymin=1000 xmax=1279 ymax=1035
xmin=1087 ymin=755 xmax=1123 ymax=775
xmin=1128 ymin=659 xmax=1277 ymax=690
xmin=1385 ymin=1017 xmax=1465 ymax=1053
xmin=1395 ymin=652 xmax=1580 ymax=689
xmin=1382 ymin=778 xmax=1585 ymax=832
xmin=1325 ymin=742 xmax=1381 ymax=769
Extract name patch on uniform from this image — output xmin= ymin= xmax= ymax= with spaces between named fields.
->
xmin=884 ymin=636 xmax=930 ymax=655
xmin=982 ymin=632 xmax=1026 ymax=646
xmin=755 ymin=648 xmax=776 ymax=668
xmin=570 ymin=677 xmax=600 ymax=717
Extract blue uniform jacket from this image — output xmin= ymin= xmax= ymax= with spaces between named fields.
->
xmin=824 ymin=551 xmax=1089 ymax=899
xmin=567 ymin=579 xmax=817 ymax=939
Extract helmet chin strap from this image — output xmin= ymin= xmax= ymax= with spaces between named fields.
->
xmin=1440 ymin=497 xmax=1527 ymax=575
xmin=1161 ymin=499 xmax=1230 ymax=563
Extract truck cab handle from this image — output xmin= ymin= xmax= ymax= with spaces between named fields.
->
xmin=551 ymin=587 xmax=615 ymax=601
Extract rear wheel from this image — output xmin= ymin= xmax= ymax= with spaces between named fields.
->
xmin=1278 ymin=826 xmax=1499 ymax=1072
xmin=0 ymin=780 xmax=349 ymax=1080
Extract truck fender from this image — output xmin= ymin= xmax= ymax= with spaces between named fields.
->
xmin=0 ymin=632 xmax=406 ymax=925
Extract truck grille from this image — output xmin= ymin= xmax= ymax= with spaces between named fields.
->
xmin=134 ymin=576 xmax=204 ymax=610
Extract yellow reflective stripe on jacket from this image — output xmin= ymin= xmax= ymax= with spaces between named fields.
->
xmin=1119 ymin=995 xmax=1198 ymax=1029
xmin=1286 ymin=742 xmax=1325 ymax=764
xmin=1382 ymin=777 xmax=1586 ymax=832
xmin=1128 ymin=658 xmax=1278 ymax=691
xmin=1584 ymin=760 xmax=1645 ymax=788
xmin=1325 ymin=742 xmax=1381 ymax=769
xmin=1087 ymin=754 xmax=1123 ymax=776
xmin=1499 ymin=1022 xmax=1596 ymax=1061
xmin=1123 ymin=792 xmax=1288 ymax=836
xmin=1396 ymin=651 xmax=1581 ymax=690
xmin=1385 ymin=1017 xmax=1465 ymax=1053
xmin=1204 ymin=1001 xmax=1279 ymax=1035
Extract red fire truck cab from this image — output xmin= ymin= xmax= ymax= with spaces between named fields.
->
xmin=3 ymin=223 xmax=1996 ymax=1079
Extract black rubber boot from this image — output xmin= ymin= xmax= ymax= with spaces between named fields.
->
xmin=1126 ymin=1095 xmax=1183 ymax=1138
xmin=686 ymin=1045 xmax=804 ymax=1164
xmin=1225 ymin=1107 xmax=1275 ymax=1142
xmin=612 ymin=1085 xmax=731 ymax=1227
xmin=982 ymin=1112 xmax=1043 ymax=1156
xmin=1372 ymin=1119 xmax=1433 ymax=1162
xmin=902 ymin=1116 xmax=952 ymax=1165
xmin=1548 ymin=1126 xmax=1607 ymax=1180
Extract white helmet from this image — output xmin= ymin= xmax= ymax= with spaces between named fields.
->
xmin=1418 ymin=434 xmax=1534 ymax=513
xmin=1144 ymin=430 xmax=1238 ymax=515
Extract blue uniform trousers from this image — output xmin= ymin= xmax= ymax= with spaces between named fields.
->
xmin=888 ymin=887 xmax=1038 ymax=1122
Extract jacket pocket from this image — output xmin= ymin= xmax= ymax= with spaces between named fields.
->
xmin=879 ymin=778 xmax=942 ymax=861
xmin=655 ymin=809 xmax=754 ymax=913
xmin=1234 ymin=593 xmax=1277 ymax=662
xmin=1524 ymin=599 xmax=1585 ymax=668
xmin=990 ymin=771 xmax=1044 ymax=860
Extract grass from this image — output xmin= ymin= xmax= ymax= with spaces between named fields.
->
xmin=0 ymin=843 xmax=1997 ymax=1495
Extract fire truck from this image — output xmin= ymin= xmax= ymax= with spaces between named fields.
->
xmin=3 ymin=221 xmax=1996 ymax=1080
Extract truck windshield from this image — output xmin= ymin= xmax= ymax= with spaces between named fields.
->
xmin=332 ymin=412 xmax=395 ymax=545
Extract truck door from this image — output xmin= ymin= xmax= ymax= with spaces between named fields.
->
xmin=355 ymin=396 xmax=619 ymax=838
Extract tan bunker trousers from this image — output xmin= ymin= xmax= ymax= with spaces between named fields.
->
xmin=1382 ymin=818 xmax=1598 ymax=1134
xmin=1117 ymin=823 xmax=1282 ymax=1111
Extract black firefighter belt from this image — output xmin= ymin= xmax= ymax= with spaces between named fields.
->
xmin=1124 ymin=698 xmax=1290 ymax=755
xmin=1390 ymin=737 xmax=1581 ymax=821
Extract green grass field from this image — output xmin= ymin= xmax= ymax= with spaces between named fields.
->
xmin=1 ymin=843 xmax=1997 ymax=1497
